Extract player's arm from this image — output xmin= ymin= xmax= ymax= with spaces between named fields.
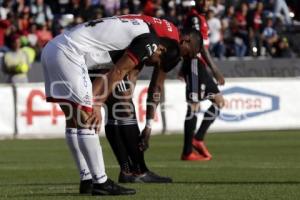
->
xmin=92 ymin=54 xmax=136 ymax=105
xmin=139 ymin=66 xmax=166 ymax=151
xmin=199 ymin=40 xmax=225 ymax=85
xmin=86 ymin=54 xmax=136 ymax=133
xmin=93 ymin=32 xmax=159 ymax=105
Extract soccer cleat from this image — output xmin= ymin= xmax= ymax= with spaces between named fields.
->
xmin=118 ymin=172 xmax=136 ymax=183
xmin=192 ymin=138 xmax=212 ymax=159
xmin=133 ymin=171 xmax=173 ymax=183
xmin=181 ymin=151 xmax=211 ymax=161
xmin=79 ymin=179 xmax=92 ymax=194
xmin=92 ymin=178 xmax=136 ymax=196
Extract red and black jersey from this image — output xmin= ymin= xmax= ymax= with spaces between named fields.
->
xmin=183 ymin=8 xmax=210 ymax=66
xmin=120 ymin=14 xmax=180 ymax=43
xmin=184 ymin=8 xmax=210 ymax=48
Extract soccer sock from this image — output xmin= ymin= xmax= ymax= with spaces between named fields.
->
xmin=182 ymin=107 xmax=198 ymax=155
xmin=77 ymin=129 xmax=107 ymax=184
xmin=121 ymin=124 xmax=149 ymax=174
xmin=195 ymin=104 xmax=220 ymax=141
xmin=65 ymin=128 xmax=92 ymax=181
xmin=105 ymin=124 xmax=132 ymax=174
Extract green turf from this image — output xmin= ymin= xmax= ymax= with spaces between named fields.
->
xmin=1 ymin=131 xmax=300 ymax=200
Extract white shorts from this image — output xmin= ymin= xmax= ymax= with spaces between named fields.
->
xmin=41 ymin=41 xmax=93 ymax=112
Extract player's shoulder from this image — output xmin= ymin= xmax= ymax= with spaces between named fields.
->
xmin=120 ymin=14 xmax=179 ymax=42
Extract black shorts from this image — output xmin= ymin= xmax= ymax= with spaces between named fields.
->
xmin=182 ymin=58 xmax=220 ymax=103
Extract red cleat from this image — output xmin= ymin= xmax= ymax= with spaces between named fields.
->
xmin=192 ymin=139 xmax=212 ymax=159
xmin=181 ymin=151 xmax=210 ymax=161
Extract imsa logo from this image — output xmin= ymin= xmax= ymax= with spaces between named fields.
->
xmin=220 ymin=87 xmax=280 ymax=122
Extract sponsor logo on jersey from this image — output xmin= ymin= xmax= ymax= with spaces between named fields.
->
xmin=219 ymin=86 xmax=279 ymax=122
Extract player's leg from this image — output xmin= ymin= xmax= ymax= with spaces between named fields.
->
xmin=115 ymin=118 xmax=173 ymax=183
xmin=104 ymin=124 xmax=134 ymax=180
xmin=42 ymin=43 xmax=93 ymax=193
xmin=75 ymin=100 xmax=135 ymax=195
xmin=193 ymin=67 xmax=225 ymax=159
xmin=181 ymin=58 xmax=209 ymax=161
xmin=60 ymin=104 xmax=92 ymax=194
xmin=194 ymin=94 xmax=224 ymax=141
xmin=181 ymin=103 xmax=209 ymax=160
xmin=42 ymin=44 xmax=135 ymax=195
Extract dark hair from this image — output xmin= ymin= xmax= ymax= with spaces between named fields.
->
xmin=181 ymin=28 xmax=202 ymax=52
xmin=159 ymin=37 xmax=181 ymax=72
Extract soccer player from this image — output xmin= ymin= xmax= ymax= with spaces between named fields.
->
xmin=179 ymin=0 xmax=225 ymax=161
xmin=103 ymin=72 xmax=173 ymax=183
xmin=41 ymin=16 xmax=179 ymax=195
xmin=90 ymin=14 xmax=180 ymax=183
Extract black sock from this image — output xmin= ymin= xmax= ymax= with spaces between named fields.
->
xmin=182 ymin=106 xmax=198 ymax=155
xmin=105 ymin=124 xmax=132 ymax=173
xmin=195 ymin=104 xmax=220 ymax=141
xmin=120 ymin=124 xmax=149 ymax=174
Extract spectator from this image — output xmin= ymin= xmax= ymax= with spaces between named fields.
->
xmin=17 ymin=6 xmax=31 ymax=34
xmin=142 ymin=0 xmax=155 ymax=16
xmin=20 ymin=35 xmax=36 ymax=64
xmin=209 ymin=0 xmax=225 ymax=18
xmin=35 ymin=24 xmax=52 ymax=51
xmin=70 ymin=0 xmax=81 ymax=17
xmin=207 ymin=9 xmax=225 ymax=58
xmin=233 ymin=2 xmax=249 ymax=57
xmin=0 ymin=17 xmax=10 ymax=52
xmin=30 ymin=0 xmax=54 ymax=27
xmin=26 ymin=23 xmax=38 ymax=52
xmin=262 ymin=17 xmax=279 ymax=56
xmin=274 ymin=37 xmax=294 ymax=57
xmin=79 ymin=0 xmax=100 ymax=20
xmin=3 ymin=34 xmax=30 ymax=83
xmin=221 ymin=5 xmax=235 ymax=56
xmin=164 ymin=5 xmax=179 ymax=26
xmin=0 ymin=0 xmax=12 ymax=20
xmin=248 ymin=1 xmax=264 ymax=56
xmin=101 ymin=0 xmax=120 ymax=16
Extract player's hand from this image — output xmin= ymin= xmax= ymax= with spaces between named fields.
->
xmin=139 ymin=127 xmax=151 ymax=151
xmin=215 ymin=72 xmax=225 ymax=85
xmin=85 ymin=105 xmax=102 ymax=134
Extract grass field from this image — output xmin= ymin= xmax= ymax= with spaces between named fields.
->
xmin=1 ymin=131 xmax=300 ymax=200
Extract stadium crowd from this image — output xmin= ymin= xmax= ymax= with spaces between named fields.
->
xmin=0 ymin=0 xmax=299 ymax=62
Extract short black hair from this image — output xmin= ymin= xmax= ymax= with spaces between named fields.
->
xmin=181 ymin=28 xmax=203 ymax=52
xmin=159 ymin=37 xmax=181 ymax=72
xmin=181 ymin=28 xmax=202 ymax=53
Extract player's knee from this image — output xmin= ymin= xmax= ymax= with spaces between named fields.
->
xmin=187 ymin=102 xmax=200 ymax=114
xmin=214 ymin=94 xmax=225 ymax=109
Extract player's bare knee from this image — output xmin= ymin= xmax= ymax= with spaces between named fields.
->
xmin=214 ymin=94 xmax=225 ymax=109
xmin=188 ymin=102 xmax=200 ymax=113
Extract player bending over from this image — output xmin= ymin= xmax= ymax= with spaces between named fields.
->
xmin=90 ymin=14 xmax=180 ymax=183
xmin=41 ymin=15 xmax=179 ymax=195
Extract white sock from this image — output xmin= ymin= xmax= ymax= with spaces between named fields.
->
xmin=77 ymin=129 xmax=107 ymax=184
xmin=65 ymin=128 xmax=92 ymax=181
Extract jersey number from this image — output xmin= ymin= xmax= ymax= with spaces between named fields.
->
xmin=85 ymin=19 xmax=104 ymax=27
